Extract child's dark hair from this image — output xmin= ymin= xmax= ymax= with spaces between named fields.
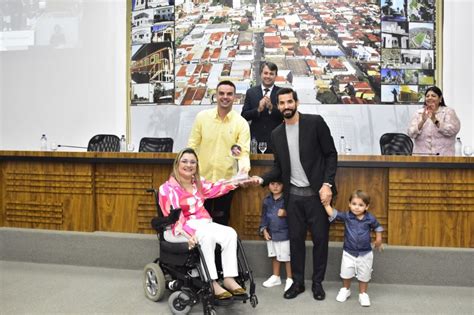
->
xmin=269 ymin=178 xmax=283 ymax=184
xmin=349 ymin=189 xmax=371 ymax=205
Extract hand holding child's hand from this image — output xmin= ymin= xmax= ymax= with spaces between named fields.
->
xmin=277 ymin=208 xmax=287 ymax=217
xmin=263 ymin=229 xmax=271 ymax=241
xmin=319 ymin=185 xmax=332 ymax=206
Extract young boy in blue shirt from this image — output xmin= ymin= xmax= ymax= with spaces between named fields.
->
xmin=259 ymin=180 xmax=293 ymax=292
xmin=324 ymin=190 xmax=383 ymax=307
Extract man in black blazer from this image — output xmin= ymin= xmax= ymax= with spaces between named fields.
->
xmin=241 ymin=61 xmax=283 ymax=153
xmin=252 ymin=88 xmax=338 ymax=300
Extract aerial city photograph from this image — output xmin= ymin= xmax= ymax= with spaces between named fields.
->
xmin=130 ymin=0 xmax=437 ymax=105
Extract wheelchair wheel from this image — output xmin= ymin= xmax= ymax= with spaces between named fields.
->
xmin=205 ymin=306 xmax=217 ymax=315
xmin=168 ymin=291 xmax=192 ymax=314
xmin=143 ymin=263 xmax=166 ymax=302
xmin=250 ymin=294 xmax=258 ymax=308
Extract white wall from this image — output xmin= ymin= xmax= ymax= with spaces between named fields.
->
xmin=0 ymin=0 xmax=127 ymax=150
xmin=131 ymin=104 xmax=418 ymax=155
xmin=1 ymin=0 xmax=472 ymax=153
xmin=442 ymin=0 xmax=474 ymax=147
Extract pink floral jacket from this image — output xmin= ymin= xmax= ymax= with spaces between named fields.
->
xmin=407 ymin=106 xmax=461 ymax=156
xmin=158 ymin=176 xmax=236 ymax=236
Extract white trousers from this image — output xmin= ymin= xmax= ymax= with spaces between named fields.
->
xmin=164 ymin=219 xmax=238 ymax=280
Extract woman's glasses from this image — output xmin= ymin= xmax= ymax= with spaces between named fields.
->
xmin=180 ymin=159 xmax=197 ymax=165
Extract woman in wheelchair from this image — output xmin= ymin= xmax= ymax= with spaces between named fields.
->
xmin=158 ymin=147 xmax=246 ymax=300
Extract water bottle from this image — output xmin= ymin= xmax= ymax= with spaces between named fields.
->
xmin=251 ymin=137 xmax=258 ymax=154
xmin=455 ymin=137 xmax=462 ymax=156
xmin=339 ymin=136 xmax=346 ymax=155
xmin=120 ymin=135 xmax=127 ymax=152
xmin=40 ymin=134 xmax=48 ymax=151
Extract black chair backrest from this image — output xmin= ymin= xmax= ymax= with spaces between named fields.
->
xmin=87 ymin=134 xmax=120 ymax=152
xmin=380 ymin=133 xmax=414 ymax=155
xmin=151 ymin=208 xmax=182 ymax=233
xmin=146 ymin=188 xmax=181 ymax=234
xmin=139 ymin=137 xmax=173 ymax=152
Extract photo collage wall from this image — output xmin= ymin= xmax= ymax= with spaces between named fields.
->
xmin=129 ymin=0 xmax=440 ymax=106
xmin=130 ymin=0 xmax=175 ymax=105
xmin=380 ymin=0 xmax=437 ymax=103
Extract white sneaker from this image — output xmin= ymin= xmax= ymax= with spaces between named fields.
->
xmin=284 ymin=278 xmax=293 ymax=292
xmin=359 ymin=293 xmax=371 ymax=307
xmin=336 ymin=287 xmax=351 ymax=302
xmin=262 ymin=275 xmax=281 ymax=288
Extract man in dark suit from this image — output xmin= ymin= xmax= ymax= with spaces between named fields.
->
xmin=241 ymin=61 xmax=283 ymax=153
xmin=251 ymin=88 xmax=338 ymax=301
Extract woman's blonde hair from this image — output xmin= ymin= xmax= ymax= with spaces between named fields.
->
xmin=171 ymin=147 xmax=202 ymax=192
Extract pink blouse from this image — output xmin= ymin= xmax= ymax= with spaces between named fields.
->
xmin=407 ymin=106 xmax=461 ymax=156
xmin=158 ymin=176 xmax=236 ymax=237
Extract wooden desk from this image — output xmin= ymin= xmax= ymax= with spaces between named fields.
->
xmin=1 ymin=151 xmax=473 ymax=247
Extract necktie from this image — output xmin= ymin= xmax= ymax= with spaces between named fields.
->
xmin=264 ymin=88 xmax=271 ymax=114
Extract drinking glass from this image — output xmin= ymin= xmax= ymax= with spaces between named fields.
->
xmin=258 ymin=142 xmax=267 ymax=154
xmin=463 ymin=145 xmax=473 ymax=156
xmin=51 ymin=142 xmax=58 ymax=151
xmin=127 ymin=143 xmax=135 ymax=152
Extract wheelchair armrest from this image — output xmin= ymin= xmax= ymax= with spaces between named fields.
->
xmin=151 ymin=208 xmax=182 ymax=232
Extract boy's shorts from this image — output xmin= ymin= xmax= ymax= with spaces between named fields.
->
xmin=340 ymin=250 xmax=373 ymax=282
xmin=266 ymin=240 xmax=290 ymax=262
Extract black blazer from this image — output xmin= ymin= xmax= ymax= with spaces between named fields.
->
xmin=241 ymin=85 xmax=283 ymax=150
xmin=262 ymin=113 xmax=338 ymax=208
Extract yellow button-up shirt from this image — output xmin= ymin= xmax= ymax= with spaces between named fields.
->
xmin=188 ymin=108 xmax=251 ymax=181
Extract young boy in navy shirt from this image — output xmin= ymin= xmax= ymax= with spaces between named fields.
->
xmin=259 ymin=180 xmax=293 ymax=292
xmin=324 ymin=189 xmax=383 ymax=307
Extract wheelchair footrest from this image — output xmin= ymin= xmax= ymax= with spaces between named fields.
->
xmin=213 ymin=297 xmax=234 ymax=306
xmin=233 ymin=293 xmax=248 ymax=301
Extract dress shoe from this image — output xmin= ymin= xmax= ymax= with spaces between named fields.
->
xmin=228 ymin=287 xmax=246 ymax=296
xmin=283 ymin=283 xmax=305 ymax=299
xmin=312 ymin=283 xmax=326 ymax=300
xmin=214 ymin=290 xmax=232 ymax=300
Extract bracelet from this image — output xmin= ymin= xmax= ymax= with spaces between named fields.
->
xmin=323 ymin=182 xmax=332 ymax=188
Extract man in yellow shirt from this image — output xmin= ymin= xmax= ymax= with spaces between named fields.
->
xmin=188 ymin=80 xmax=251 ymax=225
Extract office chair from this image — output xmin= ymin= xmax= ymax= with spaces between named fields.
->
xmin=87 ymin=134 xmax=121 ymax=152
xmin=139 ymin=137 xmax=173 ymax=152
xmin=379 ymin=133 xmax=414 ymax=155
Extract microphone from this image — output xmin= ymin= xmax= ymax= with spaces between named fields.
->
xmin=57 ymin=144 xmax=87 ymax=149
xmin=411 ymin=152 xmax=440 ymax=156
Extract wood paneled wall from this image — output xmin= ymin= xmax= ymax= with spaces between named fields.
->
xmin=2 ymin=161 xmax=94 ymax=231
xmin=1 ymin=151 xmax=473 ymax=248
xmin=388 ymin=168 xmax=474 ymax=247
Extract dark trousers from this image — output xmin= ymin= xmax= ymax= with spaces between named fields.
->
xmin=287 ymin=193 xmax=330 ymax=286
xmin=204 ymin=190 xmax=234 ymax=226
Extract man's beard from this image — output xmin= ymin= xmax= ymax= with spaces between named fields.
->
xmin=282 ymin=108 xmax=297 ymax=119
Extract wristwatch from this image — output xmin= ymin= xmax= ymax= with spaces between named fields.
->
xmin=323 ymin=183 xmax=333 ymax=188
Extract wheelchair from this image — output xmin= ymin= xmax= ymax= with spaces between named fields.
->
xmin=142 ymin=189 xmax=258 ymax=315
